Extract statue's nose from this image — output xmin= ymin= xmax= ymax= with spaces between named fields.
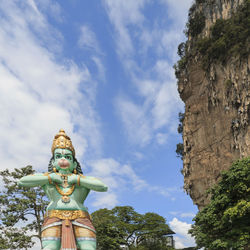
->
xmin=58 ymin=158 xmax=69 ymax=166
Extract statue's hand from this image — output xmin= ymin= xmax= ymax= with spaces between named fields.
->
xmin=68 ymin=174 xmax=77 ymax=185
xmin=49 ymin=173 xmax=63 ymax=184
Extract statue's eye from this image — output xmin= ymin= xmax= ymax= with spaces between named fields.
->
xmin=56 ymin=155 xmax=61 ymax=159
xmin=65 ymin=155 xmax=72 ymax=160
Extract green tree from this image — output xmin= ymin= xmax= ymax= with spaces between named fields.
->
xmin=0 ymin=166 xmax=49 ymax=249
xmin=91 ymin=208 xmax=126 ymax=250
xmin=92 ymin=206 xmax=175 ymax=250
xmin=189 ymin=157 xmax=250 ymax=249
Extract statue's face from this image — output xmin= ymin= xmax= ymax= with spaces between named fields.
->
xmin=52 ymin=148 xmax=76 ymax=173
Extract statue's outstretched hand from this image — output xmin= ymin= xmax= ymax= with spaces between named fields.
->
xmin=49 ymin=173 xmax=63 ymax=184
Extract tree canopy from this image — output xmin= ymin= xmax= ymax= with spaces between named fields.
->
xmin=189 ymin=157 xmax=250 ymax=249
xmin=0 ymin=166 xmax=48 ymax=249
xmin=91 ymin=206 xmax=175 ymax=250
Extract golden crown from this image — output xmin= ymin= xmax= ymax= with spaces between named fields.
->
xmin=51 ymin=129 xmax=75 ymax=156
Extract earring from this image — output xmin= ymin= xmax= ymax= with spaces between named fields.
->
xmin=74 ymin=169 xmax=77 ymax=174
xmin=53 ymin=167 xmax=57 ymax=173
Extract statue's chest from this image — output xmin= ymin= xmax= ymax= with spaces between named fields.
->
xmin=45 ymin=184 xmax=88 ymax=203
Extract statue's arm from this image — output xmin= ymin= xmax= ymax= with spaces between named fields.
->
xmin=18 ymin=173 xmax=51 ymax=187
xmin=78 ymin=175 xmax=108 ymax=192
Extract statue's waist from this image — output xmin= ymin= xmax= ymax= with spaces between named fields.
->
xmin=45 ymin=209 xmax=90 ymax=221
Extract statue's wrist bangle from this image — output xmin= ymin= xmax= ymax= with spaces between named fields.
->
xmin=77 ymin=175 xmax=80 ymax=186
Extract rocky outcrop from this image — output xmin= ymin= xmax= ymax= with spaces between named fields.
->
xmin=177 ymin=0 xmax=249 ymax=209
xmin=196 ymin=0 xmax=245 ymax=36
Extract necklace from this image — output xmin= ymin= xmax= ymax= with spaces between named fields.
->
xmin=55 ymin=183 xmax=75 ymax=203
xmin=56 ymin=173 xmax=72 ymax=188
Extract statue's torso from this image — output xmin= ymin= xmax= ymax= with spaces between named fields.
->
xmin=43 ymin=184 xmax=90 ymax=211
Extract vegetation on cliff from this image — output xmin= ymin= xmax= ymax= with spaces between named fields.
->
xmin=189 ymin=157 xmax=250 ymax=249
xmin=176 ymin=112 xmax=184 ymax=162
xmin=174 ymin=0 xmax=250 ymax=77
xmin=186 ymin=11 xmax=205 ymax=38
xmin=196 ymin=0 xmax=250 ymax=68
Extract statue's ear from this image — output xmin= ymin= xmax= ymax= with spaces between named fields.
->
xmin=51 ymin=158 xmax=55 ymax=166
xmin=73 ymin=161 xmax=77 ymax=168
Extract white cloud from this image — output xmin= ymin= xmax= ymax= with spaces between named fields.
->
xmin=92 ymin=192 xmax=118 ymax=208
xmin=135 ymin=79 xmax=161 ymax=99
xmin=35 ymin=0 xmax=63 ymax=23
xmin=152 ymin=81 xmax=182 ymax=130
xmin=92 ymin=56 xmax=106 ymax=81
xmin=170 ymin=211 xmax=196 ymax=218
xmin=180 ymin=212 xmax=196 ymax=218
xmin=0 ymin=1 xmax=102 ymax=171
xmin=132 ymin=151 xmax=144 ymax=160
xmin=154 ymin=60 xmax=175 ymax=80
xmin=104 ymin=0 xmax=188 ymax=147
xmin=160 ymin=0 xmax=193 ymax=26
xmin=169 ymin=211 xmax=195 ymax=218
xmin=78 ymin=25 xmax=100 ymax=53
xmin=156 ymin=132 xmax=168 ymax=145
xmin=78 ymin=26 xmax=106 ymax=82
xmin=87 ymin=158 xmax=178 ymax=208
xmin=103 ymin=0 xmax=146 ymax=57
xmin=115 ymin=76 xmax=182 ymax=146
xmin=170 ymin=217 xmax=196 ymax=248
xmin=115 ymin=97 xmax=152 ymax=146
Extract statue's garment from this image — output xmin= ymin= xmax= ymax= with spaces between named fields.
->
xmin=41 ymin=210 xmax=96 ymax=250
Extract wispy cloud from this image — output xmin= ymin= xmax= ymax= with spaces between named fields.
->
xmin=115 ymin=97 xmax=152 ymax=146
xmin=180 ymin=212 xmax=196 ymax=218
xmin=78 ymin=25 xmax=100 ymax=53
xmin=103 ymin=0 xmax=146 ymax=58
xmin=91 ymin=56 xmax=106 ymax=82
xmin=170 ymin=211 xmax=196 ymax=218
xmin=35 ymin=0 xmax=63 ymax=23
xmin=104 ymin=0 xmax=191 ymax=147
xmin=78 ymin=25 xmax=106 ymax=82
xmin=160 ymin=0 xmax=193 ymax=26
xmin=87 ymin=158 xmax=179 ymax=208
xmin=0 ymin=1 xmax=101 ymax=171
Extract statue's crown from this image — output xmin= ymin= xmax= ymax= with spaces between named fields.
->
xmin=51 ymin=129 xmax=75 ymax=156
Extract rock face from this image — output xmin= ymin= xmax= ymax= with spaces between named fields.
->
xmin=177 ymin=0 xmax=249 ymax=209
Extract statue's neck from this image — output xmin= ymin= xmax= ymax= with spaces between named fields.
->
xmin=58 ymin=169 xmax=72 ymax=175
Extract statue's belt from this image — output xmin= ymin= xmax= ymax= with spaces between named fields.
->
xmin=45 ymin=210 xmax=90 ymax=221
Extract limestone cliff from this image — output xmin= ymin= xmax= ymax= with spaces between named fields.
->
xmin=176 ymin=0 xmax=250 ymax=209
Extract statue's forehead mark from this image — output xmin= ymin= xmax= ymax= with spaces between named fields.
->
xmin=62 ymin=149 xmax=65 ymax=155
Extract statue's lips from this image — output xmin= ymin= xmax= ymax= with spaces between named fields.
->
xmin=58 ymin=159 xmax=70 ymax=169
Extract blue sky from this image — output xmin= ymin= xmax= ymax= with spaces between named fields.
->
xmin=0 ymin=0 xmax=198 ymax=248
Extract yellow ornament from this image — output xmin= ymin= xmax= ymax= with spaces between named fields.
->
xmin=51 ymin=129 xmax=75 ymax=156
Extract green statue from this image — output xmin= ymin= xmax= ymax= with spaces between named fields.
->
xmin=18 ymin=129 xmax=108 ymax=250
